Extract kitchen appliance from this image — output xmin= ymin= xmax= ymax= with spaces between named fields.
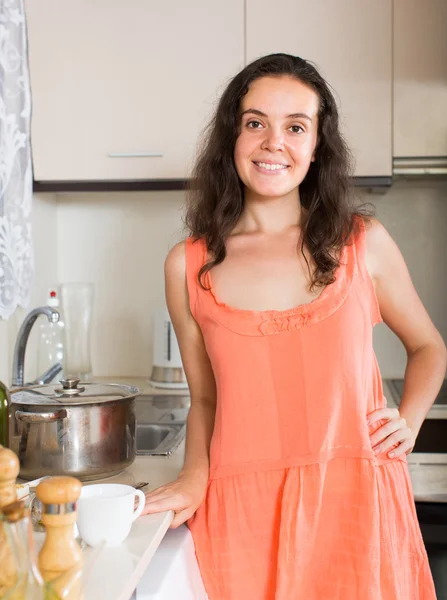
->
xmin=9 ymin=378 xmax=139 ymax=481
xmin=416 ymin=500 xmax=447 ymax=599
xmin=149 ymin=307 xmax=188 ymax=389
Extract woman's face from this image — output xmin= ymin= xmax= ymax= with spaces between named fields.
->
xmin=234 ymin=75 xmax=319 ymax=200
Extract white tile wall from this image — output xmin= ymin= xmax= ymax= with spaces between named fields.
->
xmin=2 ymin=180 xmax=445 ymax=384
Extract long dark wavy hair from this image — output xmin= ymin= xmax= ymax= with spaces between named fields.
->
xmin=185 ymin=53 xmax=373 ymax=290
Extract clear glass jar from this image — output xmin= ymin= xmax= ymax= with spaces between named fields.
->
xmin=2 ymin=500 xmax=84 ymax=600
xmin=60 ymin=283 xmax=94 ymax=380
xmin=2 ymin=500 xmax=44 ymax=600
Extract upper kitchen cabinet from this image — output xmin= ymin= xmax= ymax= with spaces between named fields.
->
xmin=246 ymin=0 xmax=392 ymax=178
xmin=393 ymin=0 xmax=447 ymax=159
xmin=25 ymin=1 xmax=244 ymax=182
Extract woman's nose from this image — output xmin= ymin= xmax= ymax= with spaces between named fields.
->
xmin=261 ymin=128 xmax=285 ymax=152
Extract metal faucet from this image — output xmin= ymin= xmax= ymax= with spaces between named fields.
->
xmin=11 ymin=306 xmax=63 ymax=387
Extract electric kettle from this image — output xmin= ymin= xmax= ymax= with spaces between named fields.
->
xmin=149 ymin=307 xmax=188 ymax=389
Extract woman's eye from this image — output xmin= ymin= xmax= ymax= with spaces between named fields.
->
xmin=289 ymin=125 xmax=304 ymax=134
xmin=247 ymin=120 xmax=263 ymax=129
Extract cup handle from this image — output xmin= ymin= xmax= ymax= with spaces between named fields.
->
xmin=132 ymin=489 xmax=145 ymax=522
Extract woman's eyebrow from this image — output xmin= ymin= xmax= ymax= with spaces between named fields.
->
xmin=241 ymin=108 xmax=312 ymax=121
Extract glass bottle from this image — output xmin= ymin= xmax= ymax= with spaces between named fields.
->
xmin=2 ymin=500 xmax=45 ymax=599
xmin=0 ymin=380 xmax=10 ymax=447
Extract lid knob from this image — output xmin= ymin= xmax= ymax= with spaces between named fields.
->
xmin=54 ymin=378 xmax=85 ymax=396
xmin=60 ymin=378 xmax=80 ymax=390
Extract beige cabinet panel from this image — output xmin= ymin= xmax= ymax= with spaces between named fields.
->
xmin=394 ymin=0 xmax=447 ymax=158
xmin=246 ymin=0 xmax=392 ymax=177
xmin=25 ymin=1 xmax=244 ymax=180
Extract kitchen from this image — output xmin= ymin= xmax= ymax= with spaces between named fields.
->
xmin=0 ymin=0 xmax=446 ymax=599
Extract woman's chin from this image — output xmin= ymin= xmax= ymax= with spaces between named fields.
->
xmin=246 ymin=182 xmax=298 ymax=200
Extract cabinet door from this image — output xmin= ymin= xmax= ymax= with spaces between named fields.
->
xmin=394 ymin=0 xmax=447 ymax=158
xmin=25 ymin=1 xmax=244 ymax=181
xmin=246 ymin=0 xmax=392 ymax=177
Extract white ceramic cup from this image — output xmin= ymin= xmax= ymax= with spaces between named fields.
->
xmin=76 ymin=483 xmax=145 ymax=547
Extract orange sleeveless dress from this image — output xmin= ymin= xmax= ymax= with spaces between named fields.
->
xmin=185 ymin=220 xmax=436 ymax=600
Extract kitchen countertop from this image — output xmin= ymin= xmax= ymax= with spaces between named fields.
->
xmin=33 ymin=444 xmax=186 ymax=600
xmin=80 ymin=377 xmax=188 ymax=600
xmin=80 ymin=442 xmax=186 ymax=600
xmin=92 ymin=376 xmax=189 ymax=397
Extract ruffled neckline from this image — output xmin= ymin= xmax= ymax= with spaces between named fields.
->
xmin=196 ymin=239 xmax=356 ymax=336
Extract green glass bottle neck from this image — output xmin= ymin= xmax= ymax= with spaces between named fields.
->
xmin=0 ymin=381 xmax=10 ymax=448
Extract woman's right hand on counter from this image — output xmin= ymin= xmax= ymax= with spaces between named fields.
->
xmin=141 ymin=472 xmax=208 ymax=528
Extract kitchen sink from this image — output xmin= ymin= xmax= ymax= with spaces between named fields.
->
xmin=136 ymin=423 xmax=185 ymax=456
xmin=135 ymin=394 xmax=189 ymax=456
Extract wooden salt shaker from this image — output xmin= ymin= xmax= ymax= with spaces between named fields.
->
xmin=0 ymin=445 xmax=20 ymax=596
xmin=0 ymin=445 xmax=19 ymax=507
xmin=36 ymin=476 xmax=84 ymax=599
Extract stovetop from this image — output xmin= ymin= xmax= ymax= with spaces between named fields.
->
xmin=388 ymin=379 xmax=447 ymax=406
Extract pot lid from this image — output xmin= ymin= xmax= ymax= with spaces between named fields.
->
xmin=11 ymin=378 xmax=140 ymax=406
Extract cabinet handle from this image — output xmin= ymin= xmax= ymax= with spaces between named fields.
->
xmin=107 ymin=152 xmax=163 ymax=158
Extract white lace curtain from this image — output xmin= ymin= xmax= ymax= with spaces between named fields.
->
xmin=0 ymin=0 xmax=33 ymax=320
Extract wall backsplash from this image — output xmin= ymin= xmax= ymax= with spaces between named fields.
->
xmin=56 ymin=191 xmax=186 ymax=377
xmin=3 ymin=180 xmax=444 ymax=385
xmin=370 ymin=181 xmax=447 ymax=378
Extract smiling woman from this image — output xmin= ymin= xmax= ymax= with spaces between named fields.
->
xmin=235 ymin=78 xmax=319 ymax=199
xmin=141 ymin=53 xmax=446 ymax=600
xmin=186 ymin=54 xmax=359 ymax=295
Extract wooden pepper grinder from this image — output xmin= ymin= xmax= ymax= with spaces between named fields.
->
xmin=36 ymin=476 xmax=84 ymax=600
xmin=0 ymin=445 xmax=20 ymax=596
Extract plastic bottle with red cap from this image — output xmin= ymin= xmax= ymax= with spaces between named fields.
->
xmin=36 ymin=289 xmax=65 ymax=380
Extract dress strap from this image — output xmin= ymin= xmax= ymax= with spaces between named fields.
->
xmin=185 ymin=237 xmax=207 ymax=322
xmin=353 ymin=216 xmax=382 ymax=326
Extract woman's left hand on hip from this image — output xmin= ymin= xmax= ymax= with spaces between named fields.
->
xmin=367 ymin=407 xmax=416 ymax=458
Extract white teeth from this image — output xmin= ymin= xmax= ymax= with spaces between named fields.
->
xmin=255 ymin=162 xmax=288 ymax=171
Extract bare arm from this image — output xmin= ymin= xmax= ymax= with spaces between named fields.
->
xmin=365 ymin=218 xmax=447 ymax=455
xmin=165 ymin=241 xmax=217 ymax=484
xmin=142 ymin=241 xmax=217 ymax=526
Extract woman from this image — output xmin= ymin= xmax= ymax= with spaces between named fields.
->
xmin=142 ymin=54 xmax=446 ymax=599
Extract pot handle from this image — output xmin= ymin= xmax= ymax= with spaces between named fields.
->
xmin=15 ymin=409 xmax=68 ymax=423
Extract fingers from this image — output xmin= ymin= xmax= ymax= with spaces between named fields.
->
xmin=369 ymin=416 xmax=406 ymax=448
xmin=367 ymin=407 xmax=399 ymax=426
xmin=372 ymin=427 xmax=412 ymax=457
xmin=170 ymin=508 xmax=195 ymax=529
xmin=388 ymin=438 xmax=414 ymax=458
xmin=367 ymin=407 xmax=415 ymax=459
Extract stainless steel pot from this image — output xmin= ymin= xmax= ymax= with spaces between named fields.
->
xmin=10 ymin=378 xmax=140 ymax=481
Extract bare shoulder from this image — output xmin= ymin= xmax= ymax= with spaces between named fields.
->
xmin=363 ymin=217 xmax=400 ymax=283
xmin=363 ymin=216 xmax=393 ymax=249
xmin=165 ymin=240 xmax=187 ymax=278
